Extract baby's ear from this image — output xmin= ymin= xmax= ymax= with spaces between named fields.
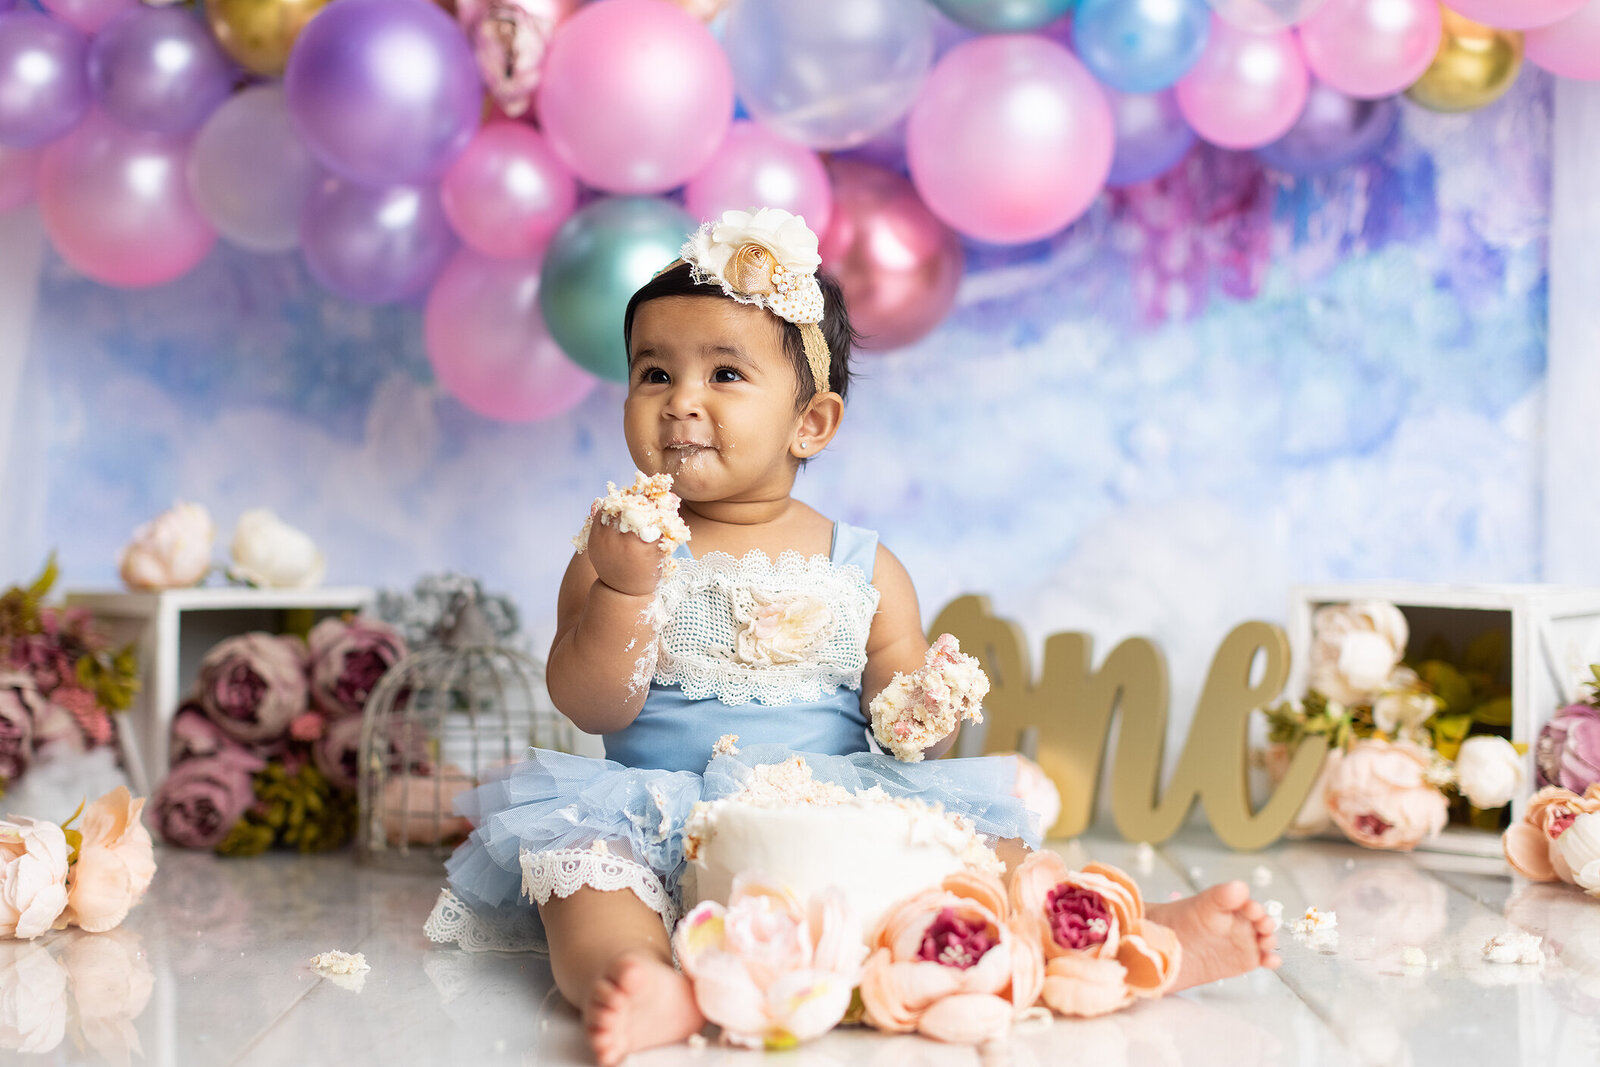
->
xmin=791 ymin=391 xmax=845 ymax=459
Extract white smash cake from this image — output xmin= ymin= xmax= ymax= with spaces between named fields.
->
xmin=573 ymin=471 xmax=692 ymax=554
xmin=682 ymin=754 xmax=1001 ymax=928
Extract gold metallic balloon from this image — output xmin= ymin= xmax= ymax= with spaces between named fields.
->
xmin=204 ymin=0 xmax=336 ymax=77
xmin=1406 ymin=8 xmax=1524 ymax=114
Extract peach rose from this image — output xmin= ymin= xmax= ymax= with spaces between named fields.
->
xmin=1325 ymin=739 xmax=1448 ymax=851
xmin=0 ymin=816 xmax=70 ymax=940
xmin=1009 ymin=852 xmax=1179 ymax=1018
xmin=117 ymin=501 xmax=214 ymax=591
xmin=1503 ymin=784 xmax=1600 ymax=883
xmin=859 ymin=869 xmax=1043 ymax=1044
xmin=63 ymin=787 xmax=157 ymax=933
xmin=673 ymin=877 xmax=864 ymax=1049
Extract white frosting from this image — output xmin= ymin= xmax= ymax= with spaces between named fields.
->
xmin=869 ymin=634 xmax=989 ymax=762
xmin=683 ymin=757 xmax=1000 ymax=928
xmin=573 ymin=472 xmax=691 ymax=554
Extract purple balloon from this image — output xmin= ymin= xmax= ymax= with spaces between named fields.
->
xmin=285 ymin=0 xmax=482 ymax=186
xmin=0 ymin=13 xmax=90 ymax=148
xmin=1255 ymin=81 xmax=1397 ymax=177
xmin=300 ymin=177 xmax=456 ymax=304
xmin=0 ymin=142 xmax=39 ymax=211
xmin=0 ymin=0 xmax=16 ymax=12
xmin=1106 ymin=88 xmax=1197 ymax=188
xmin=89 ymin=8 xmax=235 ymax=134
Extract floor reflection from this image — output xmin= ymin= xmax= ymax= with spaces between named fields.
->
xmin=0 ymin=928 xmax=153 ymax=1065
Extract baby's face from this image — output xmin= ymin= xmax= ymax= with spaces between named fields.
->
xmin=624 ymin=295 xmax=805 ymax=503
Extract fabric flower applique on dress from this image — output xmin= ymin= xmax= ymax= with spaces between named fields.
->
xmin=730 ymin=591 xmax=835 ymax=668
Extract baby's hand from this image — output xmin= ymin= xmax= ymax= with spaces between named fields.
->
xmin=869 ymin=634 xmax=989 ymax=762
xmin=584 ymin=508 xmax=671 ymax=597
xmin=572 ymin=473 xmax=692 ymax=598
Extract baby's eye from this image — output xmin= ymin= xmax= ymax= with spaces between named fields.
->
xmin=711 ymin=367 xmax=742 ymax=383
xmin=637 ymin=366 xmax=670 ymax=385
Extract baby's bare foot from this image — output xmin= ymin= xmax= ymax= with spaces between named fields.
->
xmin=585 ymin=952 xmax=705 ymax=1067
xmin=1145 ymin=881 xmax=1280 ymax=992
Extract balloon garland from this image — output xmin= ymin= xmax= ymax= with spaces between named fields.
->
xmin=0 ymin=0 xmax=1591 ymax=422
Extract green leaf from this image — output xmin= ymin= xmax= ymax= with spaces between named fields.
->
xmin=1464 ymin=630 xmax=1507 ymax=675
xmin=1417 ymin=661 xmax=1472 ymax=714
xmin=1471 ymin=696 xmax=1514 ymax=728
xmin=26 ymin=552 xmax=59 ymax=602
xmin=1429 ymin=713 xmax=1474 ymax=761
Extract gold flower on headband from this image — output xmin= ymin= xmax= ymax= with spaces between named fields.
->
xmin=680 ymin=208 xmax=833 ymax=392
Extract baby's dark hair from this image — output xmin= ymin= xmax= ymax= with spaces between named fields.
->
xmin=622 ymin=261 xmax=858 ymax=409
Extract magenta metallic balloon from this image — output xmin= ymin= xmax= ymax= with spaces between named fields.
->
xmin=0 ymin=142 xmax=39 ymax=211
xmin=424 ymin=249 xmax=598 ymax=422
xmin=88 ymin=7 xmax=236 ymax=134
xmin=0 ymin=13 xmax=90 ymax=149
xmin=439 ymin=121 xmax=577 ymax=260
xmin=299 ymin=177 xmax=456 ymax=304
xmin=37 ymin=109 xmax=216 ymax=287
xmin=38 ymin=0 xmax=135 ymax=35
xmin=683 ymin=120 xmax=833 ymax=233
xmin=285 ymin=0 xmax=482 ymax=186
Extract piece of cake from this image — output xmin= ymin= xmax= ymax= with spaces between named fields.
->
xmin=869 ymin=634 xmax=990 ymax=762
xmin=572 ymin=471 xmax=691 ymax=554
xmin=682 ymin=756 xmax=1000 ymax=930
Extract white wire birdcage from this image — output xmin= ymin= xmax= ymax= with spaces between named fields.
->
xmin=357 ymin=596 xmax=572 ymax=867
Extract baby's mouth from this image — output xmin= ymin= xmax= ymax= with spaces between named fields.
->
xmin=663 ymin=442 xmax=716 ymax=466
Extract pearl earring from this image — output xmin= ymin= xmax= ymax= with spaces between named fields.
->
xmin=799 ymin=441 xmax=807 ymax=450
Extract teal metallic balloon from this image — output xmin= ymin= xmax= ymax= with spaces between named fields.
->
xmin=539 ymin=196 xmax=696 ymax=382
xmin=929 ymin=0 xmax=1076 ymax=32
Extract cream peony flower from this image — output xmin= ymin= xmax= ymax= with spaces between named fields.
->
xmin=1325 ymin=739 xmax=1448 ymax=851
xmin=697 ymin=207 xmax=822 ymax=276
xmin=1454 ymin=735 xmax=1525 ymax=811
xmin=1556 ymin=811 xmax=1600 ymax=899
xmin=1372 ymin=667 xmax=1441 ymax=740
xmin=1308 ymin=601 xmax=1409 ymax=707
xmin=63 ymin=787 xmax=157 ymax=934
xmin=229 ymin=509 xmax=325 ymax=589
xmin=0 ymin=817 xmax=69 ymax=940
xmin=732 ymin=592 xmax=833 ymax=667
xmin=117 ymin=501 xmax=214 ymax=591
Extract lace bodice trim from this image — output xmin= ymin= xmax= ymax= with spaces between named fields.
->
xmin=653 ymin=548 xmax=880 ymax=707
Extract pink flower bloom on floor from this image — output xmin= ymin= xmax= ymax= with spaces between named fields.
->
xmin=64 ymin=787 xmax=157 ymax=933
xmin=0 ymin=816 xmax=70 ymax=940
xmin=1502 ymin=784 xmax=1600 ymax=884
xmin=1009 ymin=852 xmax=1179 ymax=1018
xmin=859 ymin=869 xmax=1043 ymax=1044
xmin=196 ymin=633 xmax=308 ymax=744
xmin=673 ymin=877 xmax=864 ymax=1050
xmin=1325 ymin=738 xmax=1448 ymax=851
xmin=1536 ymin=704 xmax=1600 ymax=795
xmin=307 ymin=617 xmax=407 ymax=719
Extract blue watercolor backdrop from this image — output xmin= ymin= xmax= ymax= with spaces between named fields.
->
xmin=4 ymin=74 xmax=1552 ymax=728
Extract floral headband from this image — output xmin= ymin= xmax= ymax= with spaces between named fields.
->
xmin=671 ymin=208 xmax=833 ymax=394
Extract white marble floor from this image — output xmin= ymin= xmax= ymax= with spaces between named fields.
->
xmin=10 ymin=828 xmax=1600 ymax=1067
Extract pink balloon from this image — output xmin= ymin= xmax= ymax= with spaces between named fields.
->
xmin=0 ymin=143 xmax=39 ymax=212
xmin=819 ymin=159 xmax=962 ymax=350
xmin=1175 ymin=17 xmax=1309 ymax=149
xmin=683 ymin=120 xmax=832 ymax=233
xmin=425 ymin=249 xmax=598 ymax=422
xmin=1297 ymin=0 xmax=1442 ymax=99
xmin=906 ymin=36 xmax=1113 ymax=245
xmin=440 ymin=121 xmax=577 ymax=260
xmin=1445 ymin=0 xmax=1585 ymax=30
xmin=37 ymin=110 xmax=215 ymax=287
xmin=38 ymin=0 xmax=134 ymax=34
xmin=537 ymin=0 xmax=733 ymax=194
xmin=1526 ymin=0 xmax=1600 ymax=79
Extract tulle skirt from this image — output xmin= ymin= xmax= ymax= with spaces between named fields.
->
xmin=443 ymin=742 xmax=1038 ymax=933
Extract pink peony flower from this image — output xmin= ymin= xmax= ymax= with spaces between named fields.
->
xmin=313 ymin=714 xmax=364 ymax=791
xmin=1502 ymin=784 xmax=1600 ymax=884
xmin=859 ymin=869 xmax=1043 ymax=1044
xmin=117 ymin=501 xmax=214 ymax=592
xmin=1009 ymin=853 xmax=1179 ymax=1018
xmin=169 ymin=704 xmax=261 ymax=766
xmin=63 ymin=787 xmax=157 ymax=933
xmin=307 ymin=617 xmax=406 ymax=719
xmin=1536 ymin=704 xmax=1600 ymax=795
xmin=0 ymin=816 xmax=70 ymax=939
xmin=673 ymin=877 xmax=864 ymax=1050
xmin=0 ymin=673 xmax=43 ymax=783
xmin=196 ymin=633 xmax=308 ymax=744
xmin=1325 ymin=738 xmax=1448 ymax=851
xmin=149 ymin=752 xmax=263 ymax=850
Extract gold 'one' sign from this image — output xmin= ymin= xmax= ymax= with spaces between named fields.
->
xmin=932 ymin=595 xmax=1327 ymax=851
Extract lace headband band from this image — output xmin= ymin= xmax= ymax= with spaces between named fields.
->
xmin=672 ymin=208 xmax=832 ymax=394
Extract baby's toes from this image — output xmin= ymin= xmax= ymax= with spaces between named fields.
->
xmin=1240 ymin=898 xmax=1265 ymax=923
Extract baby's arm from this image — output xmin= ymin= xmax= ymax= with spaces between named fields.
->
xmin=860 ymin=546 xmax=960 ymax=760
xmin=545 ymin=510 xmax=672 ymax=734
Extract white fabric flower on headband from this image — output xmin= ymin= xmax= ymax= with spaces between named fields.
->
xmin=680 ymin=208 xmax=833 ymax=390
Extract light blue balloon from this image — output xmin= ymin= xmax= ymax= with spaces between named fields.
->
xmin=1073 ymin=0 xmax=1211 ymax=94
xmin=929 ymin=0 xmax=1076 ymax=32
xmin=539 ymin=197 xmax=695 ymax=383
xmin=724 ymin=0 xmax=933 ymax=151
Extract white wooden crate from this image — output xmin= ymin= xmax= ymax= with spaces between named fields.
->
xmin=65 ymin=587 xmax=373 ymax=795
xmin=1288 ymin=582 xmax=1600 ymax=856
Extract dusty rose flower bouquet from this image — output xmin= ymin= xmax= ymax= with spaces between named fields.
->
xmin=149 ymin=615 xmax=408 ymax=856
xmin=1257 ymin=600 xmax=1526 ymax=851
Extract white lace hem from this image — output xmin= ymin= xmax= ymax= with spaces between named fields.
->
xmin=424 ymin=888 xmax=548 ymax=954
xmin=522 ymin=846 xmax=680 ymax=931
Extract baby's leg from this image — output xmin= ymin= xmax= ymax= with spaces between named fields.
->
xmin=541 ymin=887 xmax=704 ymax=1067
xmin=1146 ymin=882 xmax=1281 ymax=991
